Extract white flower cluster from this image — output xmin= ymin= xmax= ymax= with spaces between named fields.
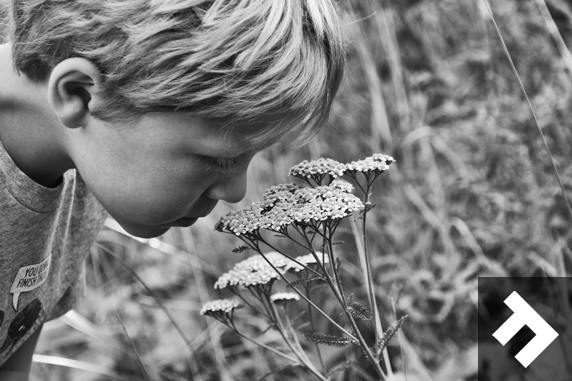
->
xmin=215 ymin=202 xmax=265 ymax=236
xmin=289 ymin=158 xmax=346 ymax=180
xmin=270 ymin=292 xmax=300 ymax=303
xmin=216 ymin=182 xmax=364 ymax=236
xmin=289 ymin=186 xmax=363 ymax=223
xmin=234 ymin=252 xmax=304 ymax=273
xmin=346 ymin=154 xmax=395 ymax=174
xmin=214 ymin=252 xmax=303 ymax=290
xmin=263 ymin=183 xmax=301 ymax=202
xmin=330 ymin=179 xmax=354 ymax=193
xmin=200 ymin=299 xmax=240 ymax=316
xmin=372 ymin=153 xmax=395 ymax=165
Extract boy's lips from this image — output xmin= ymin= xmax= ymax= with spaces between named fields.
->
xmin=172 ymin=202 xmax=218 ymax=227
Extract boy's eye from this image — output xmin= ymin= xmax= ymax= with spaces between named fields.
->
xmin=203 ymin=156 xmax=241 ymax=174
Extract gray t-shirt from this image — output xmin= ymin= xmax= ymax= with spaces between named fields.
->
xmin=0 ymin=138 xmax=107 ymax=365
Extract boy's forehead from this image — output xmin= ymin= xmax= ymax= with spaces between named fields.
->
xmin=145 ymin=112 xmax=278 ymax=155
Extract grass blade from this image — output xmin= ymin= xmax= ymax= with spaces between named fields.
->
xmin=481 ymin=0 xmax=572 ymax=221
xmin=32 ymin=354 xmax=130 ymax=381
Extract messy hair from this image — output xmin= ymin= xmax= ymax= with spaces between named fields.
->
xmin=8 ymin=0 xmax=346 ymax=147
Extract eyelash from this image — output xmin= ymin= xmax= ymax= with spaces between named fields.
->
xmin=203 ymin=156 xmax=241 ymax=174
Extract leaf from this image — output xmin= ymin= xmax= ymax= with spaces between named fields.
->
xmin=325 ymin=360 xmax=359 ymax=379
xmin=348 ymin=301 xmax=373 ymax=321
xmin=332 ymin=241 xmax=345 ymax=246
xmin=232 ymin=246 xmax=250 ymax=254
xmin=303 ymin=332 xmax=351 ymax=347
xmin=372 ymin=315 xmax=408 ymax=356
xmin=334 ymin=257 xmax=342 ymax=277
xmin=359 ymin=203 xmax=377 ymax=218
xmin=286 ymin=276 xmax=325 ymax=288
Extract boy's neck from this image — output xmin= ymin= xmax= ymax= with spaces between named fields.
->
xmin=0 ymin=43 xmax=74 ymax=188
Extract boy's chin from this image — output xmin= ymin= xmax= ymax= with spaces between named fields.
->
xmin=119 ymin=223 xmax=171 ymax=239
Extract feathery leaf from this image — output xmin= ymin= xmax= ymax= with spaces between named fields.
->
xmin=303 ymin=332 xmax=351 ymax=347
xmin=372 ymin=315 xmax=408 ymax=356
xmin=286 ymin=276 xmax=325 ymax=288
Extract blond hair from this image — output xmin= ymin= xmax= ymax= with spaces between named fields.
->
xmin=9 ymin=0 xmax=345 ymax=147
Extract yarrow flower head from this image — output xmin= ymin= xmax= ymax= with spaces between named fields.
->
xmin=234 ymin=252 xmax=305 ymax=273
xmin=214 ymin=252 xmax=305 ymax=292
xmin=345 ymin=153 xmax=395 ymax=184
xmin=288 ymin=185 xmax=363 ymax=225
xmin=216 ymin=182 xmax=364 ymax=236
xmin=200 ymin=299 xmax=240 ymax=325
xmin=215 ymin=202 xmax=264 ymax=236
xmin=346 ymin=158 xmax=389 ymax=173
xmin=200 ymin=299 xmax=240 ymax=315
xmin=289 ymin=158 xmax=347 ymax=185
xmin=270 ymin=292 xmax=300 ymax=304
xmin=372 ymin=153 xmax=395 ymax=166
xmin=330 ymin=179 xmax=354 ymax=193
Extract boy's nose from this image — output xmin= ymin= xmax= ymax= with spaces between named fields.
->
xmin=205 ymin=172 xmax=247 ymax=204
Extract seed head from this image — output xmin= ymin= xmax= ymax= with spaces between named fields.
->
xmin=303 ymin=332 xmax=352 ymax=347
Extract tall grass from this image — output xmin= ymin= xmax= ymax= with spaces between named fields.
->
xmin=0 ymin=0 xmax=569 ymax=379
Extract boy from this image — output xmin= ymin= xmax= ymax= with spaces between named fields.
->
xmin=0 ymin=0 xmax=345 ymax=379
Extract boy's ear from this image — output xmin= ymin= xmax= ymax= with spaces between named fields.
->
xmin=48 ymin=58 xmax=102 ymax=128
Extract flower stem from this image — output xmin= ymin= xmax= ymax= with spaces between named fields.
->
xmin=232 ymin=328 xmax=299 ymax=363
xmin=352 ymin=204 xmax=381 ymax=343
xmin=350 ymin=208 xmax=392 ymax=379
xmin=255 ymin=249 xmax=359 ymax=342
xmin=233 ymin=291 xmax=269 ymax=319
xmin=308 ymin=231 xmax=387 ymax=380
xmin=269 ymin=303 xmax=327 ymax=381
xmin=257 ymin=238 xmax=323 ymax=277
xmin=305 ymin=288 xmax=326 ymax=372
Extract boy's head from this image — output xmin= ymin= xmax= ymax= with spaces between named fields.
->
xmin=8 ymin=0 xmax=346 ymax=148
xmin=4 ymin=0 xmax=346 ymax=238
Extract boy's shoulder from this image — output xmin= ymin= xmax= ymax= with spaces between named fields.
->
xmin=0 ymin=135 xmax=106 ymax=368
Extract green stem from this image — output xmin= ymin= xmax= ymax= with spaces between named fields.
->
xmin=361 ymin=185 xmax=381 ymax=344
xmin=269 ymin=303 xmax=327 ymax=381
xmin=349 ymin=210 xmax=392 ymax=379
xmin=253 ymin=246 xmax=359 ymax=342
xmin=232 ymin=328 xmax=299 ymax=363
xmin=256 ymin=237 xmax=323 ymax=277
xmin=312 ymin=229 xmax=387 ymax=380
xmin=306 ymin=288 xmax=326 ymax=372
xmin=233 ymin=291 xmax=269 ymax=319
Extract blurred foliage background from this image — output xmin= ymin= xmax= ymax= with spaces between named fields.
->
xmin=2 ymin=0 xmax=572 ymax=380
